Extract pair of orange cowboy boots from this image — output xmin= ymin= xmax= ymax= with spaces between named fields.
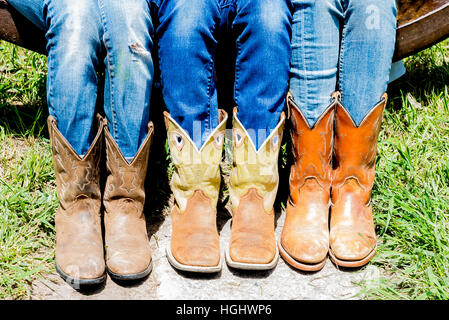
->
xmin=49 ymin=115 xmax=153 ymax=285
xmin=279 ymin=92 xmax=387 ymax=271
xmin=164 ymin=108 xmax=285 ymax=272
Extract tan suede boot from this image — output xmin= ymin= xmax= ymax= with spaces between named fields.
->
xmin=49 ymin=115 xmax=106 ymax=285
xmin=279 ymin=92 xmax=336 ymax=271
xmin=329 ymin=94 xmax=387 ymax=268
xmin=164 ymin=110 xmax=228 ymax=273
xmin=103 ymin=121 xmax=154 ymax=280
xmin=226 ymin=108 xmax=285 ymax=270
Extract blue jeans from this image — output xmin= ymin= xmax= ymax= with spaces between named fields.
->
xmin=8 ymin=0 xmax=155 ymax=158
xmin=289 ymin=0 xmax=397 ymax=126
xmin=155 ymin=0 xmax=292 ymax=149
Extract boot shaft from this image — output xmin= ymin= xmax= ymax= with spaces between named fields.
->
xmin=287 ymin=92 xmax=336 ymax=204
xmin=164 ymin=110 xmax=228 ymax=212
xmin=332 ymin=94 xmax=387 ymax=202
xmin=48 ymin=115 xmax=104 ymax=210
xmin=229 ymin=108 xmax=285 ymax=213
xmin=103 ymin=121 xmax=154 ymax=212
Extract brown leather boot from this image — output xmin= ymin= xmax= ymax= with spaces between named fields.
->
xmin=279 ymin=92 xmax=336 ymax=271
xmin=329 ymin=93 xmax=387 ymax=268
xmin=226 ymin=108 xmax=285 ymax=270
xmin=164 ymin=110 xmax=228 ymax=273
xmin=48 ymin=115 xmax=106 ymax=285
xmin=103 ymin=121 xmax=154 ymax=280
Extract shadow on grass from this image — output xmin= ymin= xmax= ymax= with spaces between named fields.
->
xmin=387 ymin=48 xmax=449 ymax=111
xmin=0 ymin=71 xmax=49 ymax=137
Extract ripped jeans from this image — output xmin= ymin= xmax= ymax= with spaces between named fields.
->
xmin=8 ymin=0 xmax=155 ymax=158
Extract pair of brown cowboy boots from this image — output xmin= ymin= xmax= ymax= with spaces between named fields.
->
xmin=164 ymin=108 xmax=285 ymax=272
xmin=49 ymin=115 xmax=153 ymax=284
xmin=279 ymin=92 xmax=387 ymax=271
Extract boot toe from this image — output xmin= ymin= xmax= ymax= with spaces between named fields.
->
xmin=107 ymin=249 xmax=152 ymax=276
xmin=106 ymin=236 xmax=152 ymax=276
xmin=57 ymin=255 xmax=105 ymax=280
xmin=171 ymin=224 xmax=221 ymax=267
xmin=172 ymin=243 xmax=220 ymax=267
xmin=330 ymin=230 xmax=376 ymax=261
xmin=229 ymin=238 xmax=276 ymax=265
xmin=281 ymin=231 xmax=328 ymax=264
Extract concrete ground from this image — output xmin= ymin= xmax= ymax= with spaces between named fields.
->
xmin=31 ymin=203 xmax=380 ymax=300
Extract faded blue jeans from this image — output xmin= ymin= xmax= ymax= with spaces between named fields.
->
xmin=8 ymin=0 xmax=155 ymax=158
xmin=155 ymin=0 xmax=292 ymax=149
xmin=289 ymin=0 xmax=397 ymax=126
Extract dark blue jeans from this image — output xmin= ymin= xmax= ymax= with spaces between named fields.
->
xmin=155 ymin=0 xmax=292 ymax=149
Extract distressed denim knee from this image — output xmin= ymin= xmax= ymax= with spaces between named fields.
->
xmin=289 ymin=0 xmax=342 ymax=127
xmin=157 ymin=0 xmax=221 ymax=149
xmin=99 ymin=0 xmax=155 ymax=158
xmin=45 ymin=0 xmax=103 ymax=155
xmin=232 ymin=0 xmax=292 ymax=148
xmin=338 ymin=0 xmax=397 ymax=125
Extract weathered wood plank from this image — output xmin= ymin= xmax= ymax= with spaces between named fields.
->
xmin=394 ymin=0 xmax=449 ymax=61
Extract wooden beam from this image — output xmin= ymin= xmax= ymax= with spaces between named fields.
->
xmin=394 ymin=0 xmax=449 ymax=61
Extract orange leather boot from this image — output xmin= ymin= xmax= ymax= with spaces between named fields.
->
xmin=103 ymin=121 xmax=154 ymax=280
xmin=49 ymin=115 xmax=106 ymax=285
xmin=164 ymin=110 xmax=228 ymax=273
xmin=226 ymin=108 xmax=285 ymax=270
xmin=279 ymin=92 xmax=336 ymax=271
xmin=329 ymin=93 xmax=387 ymax=268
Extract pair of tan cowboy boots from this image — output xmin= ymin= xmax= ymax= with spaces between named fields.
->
xmin=48 ymin=115 xmax=153 ymax=285
xmin=164 ymin=108 xmax=285 ymax=272
xmin=279 ymin=92 xmax=387 ymax=271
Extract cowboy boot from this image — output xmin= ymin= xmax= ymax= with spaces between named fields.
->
xmin=164 ymin=110 xmax=228 ymax=273
xmin=279 ymin=92 xmax=337 ymax=271
xmin=48 ymin=115 xmax=106 ymax=285
xmin=226 ymin=108 xmax=285 ymax=270
xmin=103 ymin=121 xmax=154 ymax=280
xmin=329 ymin=93 xmax=387 ymax=268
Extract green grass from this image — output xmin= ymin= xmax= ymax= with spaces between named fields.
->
xmin=0 ymin=42 xmax=48 ymax=136
xmin=0 ymin=38 xmax=448 ymax=299
xmin=0 ymin=41 xmax=54 ymax=299
xmin=362 ymin=39 xmax=449 ymax=299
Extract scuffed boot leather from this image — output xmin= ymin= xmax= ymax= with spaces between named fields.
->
xmin=227 ymin=108 xmax=285 ymax=270
xmin=279 ymin=92 xmax=336 ymax=271
xmin=103 ymin=121 xmax=154 ymax=280
xmin=330 ymin=93 xmax=388 ymax=267
xmin=49 ymin=115 xmax=106 ymax=285
xmin=164 ymin=110 xmax=227 ymax=273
